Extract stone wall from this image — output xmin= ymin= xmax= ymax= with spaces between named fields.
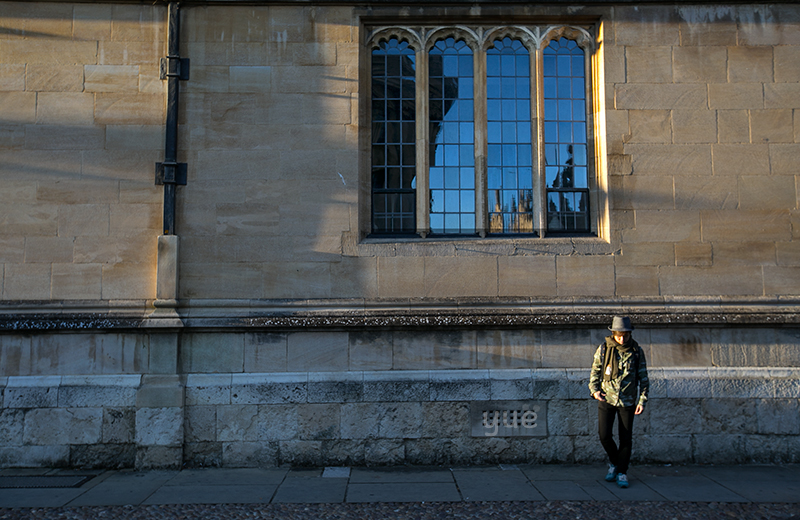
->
xmin=2 ymin=369 xmax=798 ymax=469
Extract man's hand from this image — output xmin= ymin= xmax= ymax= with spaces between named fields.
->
xmin=592 ymin=391 xmax=605 ymax=402
xmin=635 ymin=404 xmax=644 ymax=415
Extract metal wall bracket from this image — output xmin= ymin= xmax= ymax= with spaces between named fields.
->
xmin=160 ymin=56 xmax=190 ymax=81
xmin=155 ymin=162 xmax=188 ymax=186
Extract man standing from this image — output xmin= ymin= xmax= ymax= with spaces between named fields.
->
xmin=589 ymin=316 xmax=649 ymax=489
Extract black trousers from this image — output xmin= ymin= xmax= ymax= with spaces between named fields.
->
xmin=598 ymin=401 xmax=636 ymax=474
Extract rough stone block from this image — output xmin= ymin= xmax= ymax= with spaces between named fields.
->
xmin=362 ymin=371 xmax=430 ymax=402
xmin=420 ymin=401 xmax=470 ymax=438
xmin=710 ymin=368 xmax=774 ymax=398
xmin=183 ymin=442 xmax=223 ymax=468
xmin=298 ymin=403 xmax=340 ymax=440
xmin=648 ymin=397 xmax=703 ymax=434
xmin=102 ymin=407 xmax=135 ymax=444
xmin=378 ymin=402 xmax=423 ymax=439
xmin=745 ymin=434 xmax=800 ymax=464
xmin=222 ymin=441 xmax=278 ymax=467
xmin=672 ymin=109 xmax=717 ymax=143
xmin=286 ymin=332 xmax=347 ymax=372
xmin=634 ymin=434 xmax=692 ymax=464
xmin=340 ymin=402 xmax=381 ymax=439
xmin=673 ymin=46 xmax=727 ymax=83
xmin=184 ymin=406 xmax=217 ymax=443
xmin=750 ymin=109 xmax=793 ymax=144
xmin=365 ymin=439 xmax=405 ymax=465
xmin=216 ymin=404 xmax=259 ymax=442
xmin=185 ymin=374 xmax=231 ymax=406
xmin=708 ymin=84 xmax=764 ymax=109
xmin=232 ymin=373 xmax=308 ymax=405
xmin=24 ymin=408 xmax=102 ymax=445
xmin=755 ymin=398 xmax=800 ymax=435
xmin=258 ymin=404 xmax=299 ymax=441
xmin=727 ymin=47 xmax=774 ymax=83
xmin=701 ymin=210 xmax=791 ymax=242
xmin=701 ymin=398 xmax=757 ymax=434
xmin=181 ymin=333 xmax=244 ymax=373
xmin=616 ymin=84 xmax=706 ymax=110
xmin=693 ymin=434 xmax=746 ymax=464
xmin=307 ymin=372 xmax=364 ymax=403
xmin=429 ymin=371 xmax=490 ymax=401
xmin=531 ymin=369 xmax=570 ymax=400
xmin=137 ymin=375 xmax=184 ymax=408
xmin=662 ymin=368 xmax=712 ymax=398
xmin=244 ymin=333 xmax=287 ymax=373
xmin=70 ymin=443 xmax=135 ymax=469
xmin=59 ymin=380 xmax=139 ymax=408
xmin=717 ymin=109 xmax=750 ymax=143
xmin=4 ymin=379 xmax=59 ymax=408
xmin=135 ymin=446 xmax=182 ymax=470
xmin=0 ymin=445 xmax=70 ymax=468
xmin=135 ymin=407 xmax=183 ymax=446
xmin=0 ymin=409 xmax=25 ymax=446
xmin=488 ymin=369 xmax=533 ymax=400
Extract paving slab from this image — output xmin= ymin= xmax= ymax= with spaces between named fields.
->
xmin=452 ymin=468 xmax=545 ymax=501
xmin=349 ymin=466 xmax=454 ymax=484
xmin=273 ymin=476 xmax=348 ymax=503
xmin=143 ymin=484 xmax=277 ymax=505
xmin=165 ymin=468 xmax=288 ymax=486
xmin=66 ymin=470 xmax=177 ymax=507
xmin=521 ymin=464 xmax=607 ymax=481
xmin=532 ymin=481 xmax=595 ymax=501
xmin=0 ymin=488 xmax=85 ymax=508
xmin=574 ymin=480 xmax=622 ymax=501
xmin=346 ymin=482 xmax=461 ymax=502
xmin=636 ymin=475 xmax=749 ymax=502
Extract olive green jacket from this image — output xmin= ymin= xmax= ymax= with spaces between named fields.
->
xmin=588 ymin=338 xmax=649 ymax=409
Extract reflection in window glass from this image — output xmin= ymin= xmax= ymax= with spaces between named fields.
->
xmin=487 ymin=37 xmax=533 ymax=234
xmin=429 ymin=38 xmax=475 ymax=235
xmin=543 ymin=37 xmax=589 ymax=232
xmin=372 ymin=39 xmax=416 ymax=234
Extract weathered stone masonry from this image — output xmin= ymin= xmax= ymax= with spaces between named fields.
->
xmin=2 ymin=1 xmax=800 ymax=468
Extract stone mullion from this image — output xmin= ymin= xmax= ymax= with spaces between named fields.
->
xmin=533 ymin=46 xmax=547 ymax=237
xmin=415 ymin=47 xmax=430 ymax=238
xmin=474 ymin=47 xmax=488 ymax=237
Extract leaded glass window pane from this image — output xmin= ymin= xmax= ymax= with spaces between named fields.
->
xmin=543 ymin=37 xmax=589 ymax=233
xmin=487 ymin=37 xmax=533 ymax=234
xmin=372 ymin=39 xmax=416 ymax=234
xmin=429 ymin=37 xmax=475 ymax=235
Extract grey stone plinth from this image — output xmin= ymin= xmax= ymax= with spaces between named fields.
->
xmin=308 ymin=372 xmax=363 ymax=403
xmin=430 ymin=370 xmax=490 ymax=401
xmin=231 ymin=373 xmax=308 ymax=405
xmin=363 ymin=371 xmax=429 ymax=402
xmin=186 ymin=374 xmax=232 ymax=405
xmin=24 ymin=408 xmax=102 ymax=445
xmin=135 ymin=407 xmax=183 ymax=446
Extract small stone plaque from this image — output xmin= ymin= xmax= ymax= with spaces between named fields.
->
xmin=470 ymin=400 xmax=547 ymax=437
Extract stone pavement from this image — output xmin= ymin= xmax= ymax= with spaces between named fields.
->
xmin=1 ymin=464 xmax=799 ymax=509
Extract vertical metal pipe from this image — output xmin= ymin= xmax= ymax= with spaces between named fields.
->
xmin=163 ymin=2 xmax=181 ymax=236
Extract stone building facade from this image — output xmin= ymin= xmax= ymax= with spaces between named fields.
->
xmin=1 ymin=0 xmax=799 ymax=469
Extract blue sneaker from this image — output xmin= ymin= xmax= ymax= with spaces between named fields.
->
xmin=616 ymin=473 xmax=629 ymax=488
xmin=605 ymin=464 xmax=617 ymax=482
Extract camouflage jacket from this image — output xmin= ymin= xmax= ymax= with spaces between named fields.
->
xmin=588 ymin=337 xmax=649 ymax=409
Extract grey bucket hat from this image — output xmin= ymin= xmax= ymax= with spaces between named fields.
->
xmin=609 ymin=316 xmax=634 ymax=332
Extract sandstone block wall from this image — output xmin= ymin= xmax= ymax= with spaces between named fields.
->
xmin=2 ymin=369 xmax=798 ymax=468
xmin=2 ymin=3 xmax=799 ymax=303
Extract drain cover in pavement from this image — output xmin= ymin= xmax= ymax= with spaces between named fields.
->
xmin=0 ymin=475 xmax=94 ymax=489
